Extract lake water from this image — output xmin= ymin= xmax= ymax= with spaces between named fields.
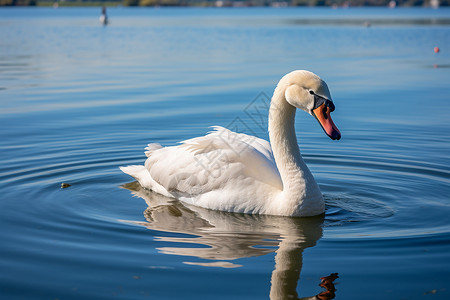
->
xmin=1 ymin=6 xmax=449 ymax=300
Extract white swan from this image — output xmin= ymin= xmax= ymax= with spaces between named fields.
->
xmin=99 ymin=7 xmax=108 ymax=25
xmin=120 ymin=70 xmax=341 ymax=217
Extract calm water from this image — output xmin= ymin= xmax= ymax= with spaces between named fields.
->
xmin=1 ymin=6 xmax=450 ymax=300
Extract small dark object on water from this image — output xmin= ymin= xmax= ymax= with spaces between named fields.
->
xmin=61 ymin=183 xmax=71 ymax=189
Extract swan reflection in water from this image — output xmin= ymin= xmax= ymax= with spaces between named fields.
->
xmin=122 ymin=182 xmax=338 ymax=300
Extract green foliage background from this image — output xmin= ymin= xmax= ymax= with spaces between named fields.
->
xmin=1 ymin=0 xmax=449 ymax=8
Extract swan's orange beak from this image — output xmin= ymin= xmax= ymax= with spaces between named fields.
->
xmin=312 ymin=104 xmax=341 ymax=140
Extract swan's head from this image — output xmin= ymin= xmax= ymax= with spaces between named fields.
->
xmin=283 ymin=70 xmax=341 ymax=140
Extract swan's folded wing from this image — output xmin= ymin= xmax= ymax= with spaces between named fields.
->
xmin=145 ymin=126 xmax=282 ymax=196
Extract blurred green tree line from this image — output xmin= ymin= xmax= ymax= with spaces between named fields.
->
xmin=0 ymin=0 xmax=448 ymax=7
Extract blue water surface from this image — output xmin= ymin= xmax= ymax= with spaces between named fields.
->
xmin=0 ymin=6 xmax=449 ymax=300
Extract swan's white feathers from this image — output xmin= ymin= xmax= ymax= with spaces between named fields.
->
xmin=142 ymin=126 xmax=282 ymax=200
xmin=145 ymin=143 xmax=163 ymax=157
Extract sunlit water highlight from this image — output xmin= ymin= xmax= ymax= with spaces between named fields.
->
xmin=0 ymin=7 xmax=449 ymax=300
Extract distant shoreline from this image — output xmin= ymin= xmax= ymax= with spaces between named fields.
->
xmin=1 ymin=0 xmax=448 ymax=8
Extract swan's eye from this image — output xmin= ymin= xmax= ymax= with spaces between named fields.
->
xmin=309 ymin=90 xmax=315 ymax=95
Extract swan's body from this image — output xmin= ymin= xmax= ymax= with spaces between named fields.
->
xmin=121 ymin=70 xmax=341 ymax=217
xmin=99 ymin=14 xmax=108 ymax=25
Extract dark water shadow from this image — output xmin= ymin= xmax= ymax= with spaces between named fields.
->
xmin=121 ymin=182 xmax=338 ymax=300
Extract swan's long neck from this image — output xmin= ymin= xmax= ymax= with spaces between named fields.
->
xmin=268 ymin=84 xmax=322 ymax=214
xmin=269 ymin=86 xmax=305 ymax=194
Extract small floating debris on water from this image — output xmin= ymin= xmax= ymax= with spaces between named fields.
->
xmin=364 ymin=21 xmax=371 ymax=27
xmin=61 ymin=183 xmax=71 ymax=189
xmin=434 ymin=47 xmax=440 ymax=53
xmin=388 ymin=0 xmax=397 ymax=8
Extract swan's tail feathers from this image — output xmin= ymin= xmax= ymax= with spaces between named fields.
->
xmin=145 ymin=143 xmax=163 ymax=157
xmin=120 ymin=165 xmax=151 ymax=187
xmin=120 ymin=165 xmax=173 ymax=198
